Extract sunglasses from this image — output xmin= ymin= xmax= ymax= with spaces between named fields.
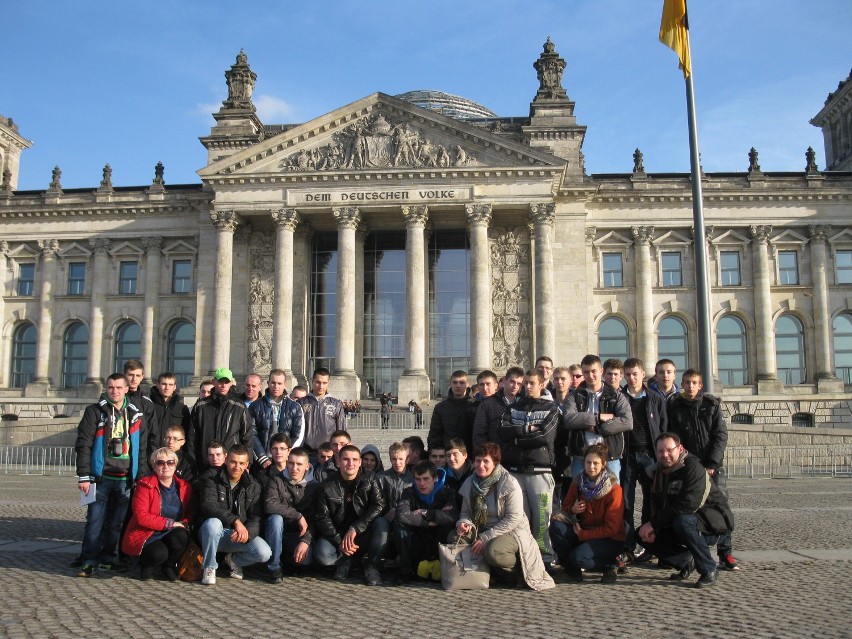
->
xmin=572 ymin=374 xmax=584 ymax=379
xmin=155 ymin=459 xmax=177 ymax=468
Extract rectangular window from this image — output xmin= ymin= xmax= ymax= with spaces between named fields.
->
xmin=836 ymin=249 xmax=852 ymax=284
xmin=67 ymin=262 xmax=86 ymax=295
xmin=661 ymin=251 xmax=683 ymax=287
xmin=119 ymin=261 xmax=138 ymax=294
xmin=778 ymin=250 xmax=799 ymax=285
xmin=172 ymin=260 xmax=193 ymax=293
xmin=602 ymin=252 xmax=623 ymax=288
xmin=720 ymin=251 xmax=741 ymax=286
xmin=17 ymin=263 xmax=35 ymax=296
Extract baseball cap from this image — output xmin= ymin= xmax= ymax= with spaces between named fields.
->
xmin=213 ymin=367 xmax=235 ymax=382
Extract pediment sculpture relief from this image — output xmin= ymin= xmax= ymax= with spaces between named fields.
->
xmin=279 ymin=113 xmax=481 ymax=171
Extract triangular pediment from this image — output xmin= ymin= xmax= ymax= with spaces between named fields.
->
xmin=162 ymin=239 xmax=197 ymax=255
xmin=829 ymin=229 xmax=852 ymax=244
xmin=199 ymin=93 xmax=563 ymax=179
xmin=109 ymin=241 xmax=143 ymax=257
xmin=710 ymin=229 xmax=750 ymax=245
xmin=7 ymin=243 xmax=39 ymax=259
xmin=771 ymin=229 xmax=808 ymax=245
xmin=58 ymin=242 xmax=92 ymax=259
xmin=594 ymin=231 xmax=633 ymax=246
xmin=655 ymin=229 xmax=693 ymax=246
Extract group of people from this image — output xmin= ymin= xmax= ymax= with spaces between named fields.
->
xmin=74 ymin=353 xmax=735 ymax=590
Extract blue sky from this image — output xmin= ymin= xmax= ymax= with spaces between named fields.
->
xmin=3 ymin=1 xmax=850 ymax=190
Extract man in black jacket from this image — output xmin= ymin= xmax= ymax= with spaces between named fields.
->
xmin=263 ymin=438 xmax=319 ymax=582
xmin=472 ymin=366 xmax=524 ymax=449
xmin=197 ymin=445 xmax=271 ymax=585
xmin=428 ymin=370 xmax=476 ymax=453
xmin=637 ymin=433 xmax=732 ymax=588
xmin=314 ymin=445 xmax=386 ymax=586
xmin=123 ymin=359 xmax=159 ymax=462
xmin=189 ymin=367 xmax=253 ymax=473
xmin=667 ymin=369 xmax=738 ymax=571
xmin=148 ymin=371 xmax=191 ymax=460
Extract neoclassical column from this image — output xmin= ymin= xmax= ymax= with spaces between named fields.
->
xmin=401 ymin=205 xmax=429 ymax=375
xmin=210 ymin=210 xmax=239 ymax=370
xmin=809 ymin=225 xmax=841 ymax=388
xmin=466 ymin=203 xmax=493 ymax=375
xmin=141 ymin=236 xmax=162 ymax=383
xmin=355 ymin=225 xmax=367 ymax=384
xmin=84 ymin=238 xmax=110 ymax=388
xmin=271 ymin=209 xmax=299 ymax=379
xmin=30 ymin=239 xmax=59 ymax=389
xmin=0 ymin=242 xmax=7 ymax=386
xmin=332 ymin=206 xmax=360 ymax=384
xmin=529 ymin=203 xmax=556 ymax=359
xmin=750 ymin=225 xmax=782 ymax=391
xmin=632 ymin=226 xmax=655 ymax=367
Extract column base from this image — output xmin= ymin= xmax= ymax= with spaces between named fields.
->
xmin=330 ymin=372 xmax=361 ymax=401
xmin=398 ymin=372 xmax=432 ymax=406
xmin=24 ymin=379 xmax=52 ymax=397
xmin=756 ymin=377 xmax=785 ymax=394
xmin=816 ymin=375 xmax=845 ymax=393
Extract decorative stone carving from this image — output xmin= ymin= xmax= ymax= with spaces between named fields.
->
xmin=89 ymin=238 xmax=111 ymax=254
xmin=632 ymin=148 xmax=645 ymax=174
xmin=38 ymin=239 xmax=59 ymax=256
xmin=401 ymin=205 xmax=429 ymax=227
xmin=748 ymin=147 xmax=762 ymax=174
xmin=809 ymin=225 xmax=830 ymax=242
xmin=141 ymin=236 xmax=163 ymax=253
xmin=279 ymin=113 xmax=480 ymax=171
xmin=152 ymin=161 xmax=165 ymax=185
xmin=805 ymin=147 xmax=819 ymax=174
xmin=631 ymin=226 xmax=655 ymax=245
xmin=272 ymin=208 xmax=299 ymax=230
xmin=2 ymin=169 xmax=12 ymax=194
xmin=533 ymin=37 xmax=568 ymax=101
xmin=248 ymin=231 xmax=274 ymax=377
xmin=332 ymin=206 xmax=361 ymax=229
xmin=223 ymin=49 xmax=257 ymax=110
xmin=100 ymin=164 xmax=113 ymax=190
xmin=490 ymin=228 xmax=531 ymax=370
xmin=465 ymin=203 xmax=492 ymax=226
xmin=528 ymin=202 xmax=555 ymax=226
xmin=750 ymin=225 xmax=772 ymax=243
xmin=584 ymin=227 xmax=597 ymax=246
xmin=48 ymin=166 xmax=62 ymax=193
xmin=0 ymin=241 xmax=8 ymax=256
xmin=211 ymin=210 xmax=239 ymax=232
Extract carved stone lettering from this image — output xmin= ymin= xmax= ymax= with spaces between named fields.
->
xmin=490 ymin=228 xmax=531 ymax=370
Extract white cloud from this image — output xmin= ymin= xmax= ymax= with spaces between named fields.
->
xmin=253 ymin=94 xmax=294 ymax=122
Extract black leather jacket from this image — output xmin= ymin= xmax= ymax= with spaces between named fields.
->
xmin=314 ymin=470 xmax=384 ymax=547
xmin=189 ymin=393 xmax=253 ymax=472
xmin=197 ymin=466 xmax=264 ymax=539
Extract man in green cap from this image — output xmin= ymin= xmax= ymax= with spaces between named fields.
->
xmin=189 ymin=367 xmax=253 ymax=472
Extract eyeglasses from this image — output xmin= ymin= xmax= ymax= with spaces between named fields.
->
xmin=164 ymin=436 xmax=184 ymax=442
xmin=155 ymin=459 xmax=177 ymax=468
xmin=572 ymin=374 xmax=584 ymax=379
xmin=656 ymin=445 xmax=679 ymax=455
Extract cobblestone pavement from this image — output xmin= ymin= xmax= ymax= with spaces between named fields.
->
xmin=0 ymin=475 xmax=850 ymax=639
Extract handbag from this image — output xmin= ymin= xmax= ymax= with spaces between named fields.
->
xmin=177 ymin=538 xmax=204 ymax=582
xmin=438 ymin=527 xmax=490 ymax=590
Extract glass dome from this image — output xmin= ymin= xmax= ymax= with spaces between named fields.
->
xmin=395 ymin=90 xmax=497 ymax=120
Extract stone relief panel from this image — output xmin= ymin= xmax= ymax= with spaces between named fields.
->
xmin=490 ymin=228 xmax=532 ymax=370
xmin=248 ymin=231 xmax=275 ymax=376
xmin=279 ymin=113 xmax=482 ymax=171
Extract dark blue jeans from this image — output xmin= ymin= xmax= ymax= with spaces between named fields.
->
xmin=394 ymin=522 xmax=451 ymax=576
xmin=636 ymin=514 xmax=719 ymax=576
xmin=548 ymin=520 xmax=623 ymax=571
xmin=712 ymin=469 xmax=733 ymax=557
xmin=620 ymin=450 xmax=655 ymax=547
xmin=80 ymin=478 xmax=131 ymax=567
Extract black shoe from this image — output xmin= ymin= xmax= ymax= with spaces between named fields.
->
xmin=669 ymin=556 xmax=695 ymax=581
xmin=631 ymin=547 xmax=653 ymax=564
xmin=695 ymin=569 xmax=718 ymax=588
xmin=69 ymin=555 xmax=83 ymax=568
xmin=334 ymin=559 xmax=351 ymax=581
xmin=267 ymin=568 xmax=284 ymax=584
xmin=162 ymin=565 xmax=179 ymax=582
xmin=139 ymin=566 xmax=155 ymax=581
xmin=364 ymin=565 xmax=382 ymax=586
xmin=565 ymin=566 xmax=584 ymax=582
xmin=601 ymin=568 xmax=617 ymax=584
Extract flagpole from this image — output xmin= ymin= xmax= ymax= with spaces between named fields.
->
xmin=683 ymin=45 xmax=714 ymax=394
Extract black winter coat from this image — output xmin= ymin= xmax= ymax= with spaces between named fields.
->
xmin=427 ymin=395 xmax=476 ymax=453
xmin=263 ymin=467 xmax=320 ymax=546
xmin=667 ymin=393 xmax=728 ymax=471
xmin=197 ymin=466 xmax=264 ymax=539
xmin=314 ymin=470 xmax=384 ymax=547
xmin=189 ymin=393 xmax=253 ymax=472
xmin=148 ymin=385 xmax=191 ymax=458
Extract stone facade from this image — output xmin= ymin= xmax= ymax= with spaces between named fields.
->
xmin=0 ymin=44 xmax=850 ymax=426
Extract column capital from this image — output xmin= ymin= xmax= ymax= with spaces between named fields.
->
xmin=332 ymin=206 xmax=361 ymax=229
xmin=808 ymin=224 xmax=830 ymax=243
xmin=528 ymin=202 xmax=555 ymax=226
xmin=0 ymin=240 xmax=9 ymax=256
xmin=355 ymin=224 xmax=369 ymax=244
xmin=211 ymin=209 xmax=240 ymax=232
xmin=38 ymin=239 xmax=59 ymax=257
xmin=272 ymin=208 xmax=300 ymax=230
xmin=465 ymin=203 xmax=492 ymax=226
xmin=89 ymin=237 xmax=111 ymax=254
xmin=750 ymin=225 xmax=772 ymax=244
xmin=401 ymin=205 xmax=429 ymax=227
xmin=584 ymin=226 xmax=597 ymax=245
xmin=631 ymin=225 xmax=655 ymax=245
xmin=141 ymin=236 xmax=163 ymax=252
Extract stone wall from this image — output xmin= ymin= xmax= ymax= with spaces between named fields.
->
xmin=722 ymin=397 xmax=852 ymax=429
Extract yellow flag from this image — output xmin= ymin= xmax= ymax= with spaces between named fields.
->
xmin=659 ymin=0 xmax=691 ymax=79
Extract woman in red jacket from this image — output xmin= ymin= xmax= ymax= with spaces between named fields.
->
xmin=121 ymin=448 xmax=193 ymax=580
xmin=548 ymin=442 xmax=626 ymax=583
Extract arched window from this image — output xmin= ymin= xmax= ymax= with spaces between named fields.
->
xmin=598 ymin=317 xmax=629 ymax=361
xmin=167 ymin=321 xmax=196 ymax=388
xmin=62 ymin=322 xmax=89 ymax=389
xmin=717 ymin=315 xmax=748 ymax=385
xmin=833 ymin=313 xmax=852 ymax=384
xmin=113 ymin=321 xmax=141 ymax=375
xmin=658 ymin=316 xmax=688 ymax=372
xmin=775 ymin=314 xmax=806 ymax=384
xmin=10 ymin=323 xmax=37 ymax=388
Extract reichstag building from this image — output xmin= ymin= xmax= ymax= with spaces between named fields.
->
xmin=1 ymin=43 xmax=850 ymax=425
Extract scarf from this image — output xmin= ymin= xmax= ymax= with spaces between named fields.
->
xmin=469 ymin=464 xmax=505 ymax=535
xmin=578 ymin=468 xmax=615 ymax=501
xmin=419 ymin=467 xmax=447 ymax=506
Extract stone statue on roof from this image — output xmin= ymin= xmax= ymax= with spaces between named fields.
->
xmin=533 ymin=37 xmax=568 ymax=102
xmin=223 ymin=49 xmax=257 ymax=110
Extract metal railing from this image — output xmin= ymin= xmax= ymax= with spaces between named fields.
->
xmin=345 ymin=411 xmax=427 ymax=430
xmin=1 ymin=445 xmax=78 ymax=476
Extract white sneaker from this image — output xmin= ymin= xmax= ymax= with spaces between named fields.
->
xmin=225 ymin=553 xmax=243 ymax=580
xmin=201 ymin=566 xmax=216 ymax=585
